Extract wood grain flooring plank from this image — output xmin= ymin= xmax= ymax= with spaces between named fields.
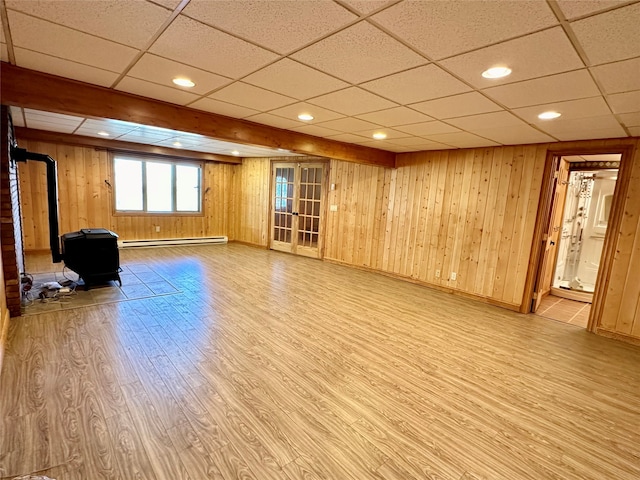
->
xmin=107 ymin=410 xmax=158 ymax=480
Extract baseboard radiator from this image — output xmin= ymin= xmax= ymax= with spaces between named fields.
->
xmin=118 ymin=236 xmax=228 ymax=249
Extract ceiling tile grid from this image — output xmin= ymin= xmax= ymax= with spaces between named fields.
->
xmin=2 ymin=0 xmax=639 ymax=155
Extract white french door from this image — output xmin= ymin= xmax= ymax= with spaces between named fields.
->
xmin=271 ymin=162 xmax=324 ymax=258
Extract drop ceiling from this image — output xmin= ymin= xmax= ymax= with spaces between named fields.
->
xmin=1 ymin=0 xmax=639 ymax=156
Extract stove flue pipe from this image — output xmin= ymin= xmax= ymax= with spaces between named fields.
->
xmin=11 ymin=146 xmax=62 ymax=263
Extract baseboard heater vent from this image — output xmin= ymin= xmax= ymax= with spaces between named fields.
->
xmin=119 ymin=236 xmax=228 ymax=249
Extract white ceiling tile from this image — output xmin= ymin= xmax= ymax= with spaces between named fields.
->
xmin=483 ymin=70 xmax=601 ymax=108
xmin=24 ymin=109 xmax=85 ymax=127
xmin=128 ymin=54 xmax=231 ymax=96
xmin=361 ymin=64 xmax=471 ymax=104
xmin=25 ymin=120 xmax=78 ymax=134
xmin=395 ymin=121 xmax=461 ymax=136
xmin=210 ymin=82 xmax=297 ymax=112
xmin=6 ymin=0 xmax=172 ymax=48
xmin=556 ymin=0 xmax=630 ymax=20
xmin=618 ymin=112 xmax=640 ymax=127
xmin=268 ymin=102 xmax=344 ymax=123
xmin=243 ymin=59 xmax=349 ymax=100
xmin=183 ymin=0 xmax=357 ymax=54
xmin=9 ymin=107 xmax=25 ymax=127
xmin=389 ymin=136 xmax=440 ymax=147
xmin=292 ymin=124 xmax=342 ymax=137
xmin=325 ymin=132 xmax=371 ymax=143
xmin=149 ymin=16 xmax=278 ymax=78
xmin=471 ymin=125 xmax=556 ymax=144
xmin=75 ymin=119 xmax=138 ymax=137
xmin=116 ymin=133 xmax=170 ymax=144
xmin=356 ymin=107 xmax=433 ymax=126
xmin=292 ymin=21 xmax=426 ymax=84
xmin=447 ymin=111 xmax=527 ymax=131
xmin=189 ymin=97 xmax=261 ymax=119
xmin=371 ymin=0 xmax=558 ymax=59
xmin=424 ymin=132 xmax=501 ymax=148
xmin=244 ymin=113 xmax=304 ymax=130
xmin=607 ymin=90 xmax=640 ymax=113
xmin=308 ymin=87 xmax=397 ymax=116
xmin=410 ymin=92 xmax=503 ymax=119
xmin=440 ymin=27 xmax=584 ymax=88
xmin=340 ymin=1 xmax=395 ymax=15
xmin=14 ymin=47 xmax=119 ymax=87
xmin=8 ymin=10 xmax=138 ymax=72
xmin=151 ymin=0 xmax=182 ymax=9
xmin=591 ymin=57 xmax=640 ymax=94
xmin=512 ymin=96 xmax=611 ymax=123
xmin=536 ymin=114 xmax=626 ymax=135
xmin=115 ymin=77 xmax=200 ymax=106
xmin=628 ymin=126 xmax=640 ymax=136
xmin=571 ymin=3 xmax=640 ymax=65
xmin=315 ymin=117 xmax=380 ymax=132
xmin=553 ymin=126 xmax=628 ymax=141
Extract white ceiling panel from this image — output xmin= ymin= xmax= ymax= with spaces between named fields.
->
xmin=183 ymin=0 xmax=357 ymax=54
xmin=395 ymin=121 xmax=461 ymax=137
xmin=340 ymin=1 xmax=395 ymax=15
xmin=116 ymin=77 xmax=200 ymax=106
xmin=24 ymin=109 xmax=84 ymax=126
xmin=127 ymin=54 xmax=232 ymax=96
xmin=292 ymin=124 xmax=342 ymax=137
xmin=410 ymin=92 xmax=503 ymax=120
xmin=209 ymin=82 xmax=297 ymax=112
xmin=371 ymin=0 xmax=558 ymax=59
xmin=424 ymin=132 xmax=501 ymax=148
xmin=471 ymin=125 xmax=556 ymax=145
xmin=244 ymin=113 xmax=304 ymax=130
xmin=292 ymin=21 xmax=426 ymax=84
xmin=629 ymin=126 xmax=640 ymax=136
xmin=326 ymin=132 xmax=372 ymax=143
xmin=316 ymin=117 xmax=380 ymax=132
xmin=447 ymin=111 xmax=527 ymax=131
xmin=571 ymin=3 xmax=640 ymax=65
xmin=308 ymin=87 xmax=397 ymax=116
xmin=361 ymin=64 xmax=471 ymax=104
xmin=591 ymin=57 xmax=640 ymax=94
xmin=607 ymin=90 xmax=640 ymax=113
xmin=25 ymin=120 xmax=78 ymax=134
xmin=553 ymin=125 xmax=628 ymax=141
xmin=512 ymin=96 xmax=611 ymax=124
xmin=440 ymin=28 xmax=584 ymax=88
xmin=76 ymin=119 xmax=138 ymax=137
xmin=618 ymin=112 xmax=640 ymax=127
xmin=356 ymin=107 xmax=433 ymax=127
xmin=14 ymin=47 xmax=119 ymax=87
xmin=556 ymin=0 xmax=631 ymax=20
xmin=6 ymin=0 xmax=172 ymax=49
xmin=8 ymin=10 xmax=138 ymax=72
xmin=243 ymin=59 xmax=348 ymax=100
xmin=535 ymin=114 xmax=625 ymax=136
xmin=189 ymin=97 xmax=261 ymax=119
xmin=482 ymin=70 xmax=601 ymax=108
xmin=386 ymin=136 xmax=436 ymax=147
xmin=149 ymin=16 xmax=278 ymax=78
xmin=268 ymin=102 xmax=344 ymax=123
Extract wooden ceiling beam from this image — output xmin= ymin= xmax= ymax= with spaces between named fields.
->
xmin=0 ymin=63 xmax=396 ymax=168
xmin=14 ymin=127 xmax=242 ymax=164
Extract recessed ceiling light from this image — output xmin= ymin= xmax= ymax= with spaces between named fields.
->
xmin=372 ymin=132 xmax=387 ymax=140
xmin=172 ymin=77 xmax=195 ymax=88
xmin=481 ymin=66 xmax=512 ymax=79
xmin=231 ymin=150 xmax=240 ymax=156
xmin=538 ymin=111 xmax=562 ymax=120
xmin=173 ymin=141 xmax=182 ymax=147
xmin=97 ymin=131 xmax=110 ymax=136
xmin=298 ymin=113 xmax=314 ymax=121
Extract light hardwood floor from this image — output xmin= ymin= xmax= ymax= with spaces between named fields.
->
xmin=1 ymin=244 xmax=640 ymax=479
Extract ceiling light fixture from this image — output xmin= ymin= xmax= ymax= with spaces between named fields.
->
xmin=231 ymin=150 xmax=240 ymax=156
xmin=97 ymin=131 xmax=110 ymax=136
xmin=172 ymin=77 xmax=195 ymax=88
xmin=481 ymin=66 xmax=512 ymax=79
xmin=173 ymin=141 xmax=182 ymax=147
xmin=298 ymin=113 xmax=314 ymax=121
xmin=538 ymin=111 xmax=562 ymax=120
xmin=372 ymin=132 xmax=387 ymax=140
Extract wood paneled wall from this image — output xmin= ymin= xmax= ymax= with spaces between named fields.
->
xmin=230 ymin=157 xmax=271 ymax=247
xmin=324 ymin=146 xmax=547 ymax=308
xmin=16 ymin=139 xmax=234 ymax=249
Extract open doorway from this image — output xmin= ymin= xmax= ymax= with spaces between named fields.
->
xmin=531 ymin=154 xmax=620 ymax=327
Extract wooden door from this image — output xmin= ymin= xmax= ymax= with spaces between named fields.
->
xmin=532 ymin=157 xmax=570 ymax=312
xmin=271 ymin=162 xmax=324 ymax=258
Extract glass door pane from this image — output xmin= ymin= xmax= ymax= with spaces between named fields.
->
xmin=298 ymin=166 xmax=322 ymax=248
xmin=273 ymin=167 xmax=295 ymax=245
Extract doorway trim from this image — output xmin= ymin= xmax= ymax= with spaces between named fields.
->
xmin=521 ymin=143 xmax=635 ymax=333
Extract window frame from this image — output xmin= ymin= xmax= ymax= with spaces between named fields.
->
xmin=111 ymin=153 xmax=204 ymax=216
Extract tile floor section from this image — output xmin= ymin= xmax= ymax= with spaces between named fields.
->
xmin=536 ymin=294 xmax=591 ymax=328
xmin=22 ymin=263 xmax=180 ymax=315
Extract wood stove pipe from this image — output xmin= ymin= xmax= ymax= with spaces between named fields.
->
xmin=10 ymin=146 xmax=62 ymax=263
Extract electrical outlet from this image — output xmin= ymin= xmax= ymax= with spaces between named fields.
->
xmin=155 ymin=225 xmax=160 ymax=233
xmin=435 ymin=269 xmax=441 ymax=278
xmin=451 ymin=272 xmax=457 ymax=281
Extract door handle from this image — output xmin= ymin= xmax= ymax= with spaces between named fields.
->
xmin=292 ymin=212 xmax=299 ymax=216
xmin=550 ymin=240 xmax=555 ymax=246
